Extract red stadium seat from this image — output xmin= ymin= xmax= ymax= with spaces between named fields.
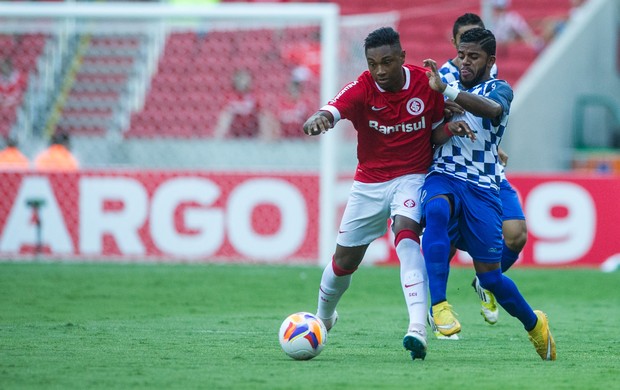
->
xmin=125 ymin=1 xmax=570 ymax=139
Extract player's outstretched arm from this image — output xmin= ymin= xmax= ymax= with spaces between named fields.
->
xmin=303 ymin=111 xmax=334 ymax=136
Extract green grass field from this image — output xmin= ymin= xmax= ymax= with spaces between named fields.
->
xmin=1 ymin=262 xmax=618 ymax=389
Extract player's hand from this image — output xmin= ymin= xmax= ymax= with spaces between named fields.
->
xmin=446 ymin=120 xmax=476 ymax=142
xmin=444 ymin=100 xmax=464 ymax=119
xmin=498 ymin=146 xmax=509 ymax=167
xmin=303 ymin=113 xmax=332 ymax=136
xmin=423 ymin=58 xmax=446 ymax=93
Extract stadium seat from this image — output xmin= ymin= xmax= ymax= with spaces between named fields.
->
xmin=0 ymin=33 xmax=47 ymax=137
xmin=278 ymin=0 xmax=569 ymax=86
xmin=51 ymin=33 xmax=149 ymax=137
xmin=125 ymin=1 xmax=571 ymax=139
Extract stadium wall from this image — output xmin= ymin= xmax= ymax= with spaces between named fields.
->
xmin=505 ymin=0 xmax=620 ymax=172
xmin=1 ymin=2 xmax=619 ymax=270
xmin=1 ymin=171 xmax=618 ymax=269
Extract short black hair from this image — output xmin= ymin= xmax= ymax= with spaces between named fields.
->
xmin=460 ymin=28 xmax=496 ymax=57
xmin=452 ymin=13 xmax=485 ymax=39
xmin=364 ymin=27 xmax=401 ymax=51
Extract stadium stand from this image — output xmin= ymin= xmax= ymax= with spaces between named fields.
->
xmin=56 ymin=0 xmax=569 ymax=138
xmin=308 ymin=0 xmax=571 ymax=86
xmin=126 ymin=27 xmax=317 ymax=138
xmin=0 ymin=33 xmax=45 ymax=137
xmin=55 ymin=34 xmax=147 ymax=137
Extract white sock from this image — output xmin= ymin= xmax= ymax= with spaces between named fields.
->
xmin=316 ymin=261 xmax=352 ymax=320
xmin=396 ymin=237 xmax=428 ymax=334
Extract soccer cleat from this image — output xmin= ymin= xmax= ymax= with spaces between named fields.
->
xmin=403 ymin=327 xmax=427 ymax=361
xmin=318 ymin=311 xmax=338 ymax=332
xmin=472 ymin=277 xmax=499 ymax=324
xmin=403 ymin=332 xmax=427 ymax=361
xmin=427 ymin=309 xmax=459 ymax=340
xmin=431 ymin=301 xmax=461 ymax=337
xmin=528 ymin=310 xmax=556 ymax=361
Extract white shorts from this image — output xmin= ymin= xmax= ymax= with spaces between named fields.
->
xmin=336 ymin=174 xmax=425 ymax=247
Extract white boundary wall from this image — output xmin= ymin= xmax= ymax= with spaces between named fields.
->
xmin=504 ymin=0 xmax=620 ymax=172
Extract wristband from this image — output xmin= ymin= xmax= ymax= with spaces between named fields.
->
xmin=443 ymin=84 xmax=460 ymax=101
xmin=443 ymin=122 xmax=454 ymax=137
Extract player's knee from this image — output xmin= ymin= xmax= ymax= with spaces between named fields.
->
xmin=394 ymin=229 xmax=420 ymax=247
xmin=332 ymin=255 xmax=360 ymax=275
xmin=424 ymin=197 xmax=450 ymax=226
xmin=503 ymin=220 xmax=527 ymax=252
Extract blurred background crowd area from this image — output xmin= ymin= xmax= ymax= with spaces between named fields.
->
xmin=0 ymin=0 xmax=618 ymax=172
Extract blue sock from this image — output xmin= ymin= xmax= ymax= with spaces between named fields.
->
xmin=501 ymin=242 xmax=520 ymax=273
xmin=422 ymin=198 xmax=451 ymax=306
xmin=477 ymin=268 xmax=537 ymax=331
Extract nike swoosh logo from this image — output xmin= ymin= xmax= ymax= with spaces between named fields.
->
xmin=371 ymin=106 xmax=387 ymax=111
xmin=436 ymin=323 xmax=457 ymax=330
xmin=404 ymin=282 xmax=423 ymax=288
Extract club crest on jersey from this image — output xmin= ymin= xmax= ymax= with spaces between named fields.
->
xmin=406 ymin=97 xmax=424 ymax=116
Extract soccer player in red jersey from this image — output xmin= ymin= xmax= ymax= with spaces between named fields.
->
xmin=302 ymin=27 xmax=469 ymax=361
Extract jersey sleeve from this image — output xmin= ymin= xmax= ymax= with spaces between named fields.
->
xmin=487 ymin=80 xmax=513 ymax=117
xmin=319 ymin=79 xmax=365 ymax=125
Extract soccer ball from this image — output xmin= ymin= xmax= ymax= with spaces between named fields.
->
xmin=278 ymin=312 xmax=327 ymax=360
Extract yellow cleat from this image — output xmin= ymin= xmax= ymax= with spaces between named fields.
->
xmin=528 ymin=310 xmax=556 ymax=361
xmin=431 ymin=301 xmax=461 ymax=337
xmin=473 ymin=277 xmax=499 ymax=324
xmin=427 ymin=310 xmax=460 ymax=340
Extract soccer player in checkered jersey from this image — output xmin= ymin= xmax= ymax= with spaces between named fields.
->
xmin=431 ymin=13 xmax=528 ymax=334
xmin=422 ymin=28 xmax=556 ymax=360
xmin=303 ymin=26 xmax=450 ymax=361
xmin=440 ymin=13 xmax=499 ymax=84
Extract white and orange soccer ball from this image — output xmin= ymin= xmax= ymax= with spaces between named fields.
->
xmin=278 ymin=312 xmax=327 ymax=360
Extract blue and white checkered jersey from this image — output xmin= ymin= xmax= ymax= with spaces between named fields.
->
xmin=439 ymin=60 xmax=461 ymax=84
xmin=429 ymin=78 xmax=513 ymax=190
xmin=439 ymin=59 xmax=498 ymax=84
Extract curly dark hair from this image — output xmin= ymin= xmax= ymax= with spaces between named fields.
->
xmin=460 ymin=28 xmax=496 ymax=57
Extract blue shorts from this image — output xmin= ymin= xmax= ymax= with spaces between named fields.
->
xmin=422 ymin=173 xmax=503 ymax=263
xmin=499 ymin=179 xmax=525 ymax=221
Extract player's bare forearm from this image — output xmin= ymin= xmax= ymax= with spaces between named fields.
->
xmin=303 ymin=111 xmax=334 ymax=136
xmin=432 ymin=120 xmax=476 ymax=145
xmin=444 ymin=100 xmax=464 ymax=119
xmin=452 ymin=93 xmax=503 ymax=121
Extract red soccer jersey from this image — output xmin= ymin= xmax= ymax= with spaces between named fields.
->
xmin=321 ymin=64 xmax=445 ymax=183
